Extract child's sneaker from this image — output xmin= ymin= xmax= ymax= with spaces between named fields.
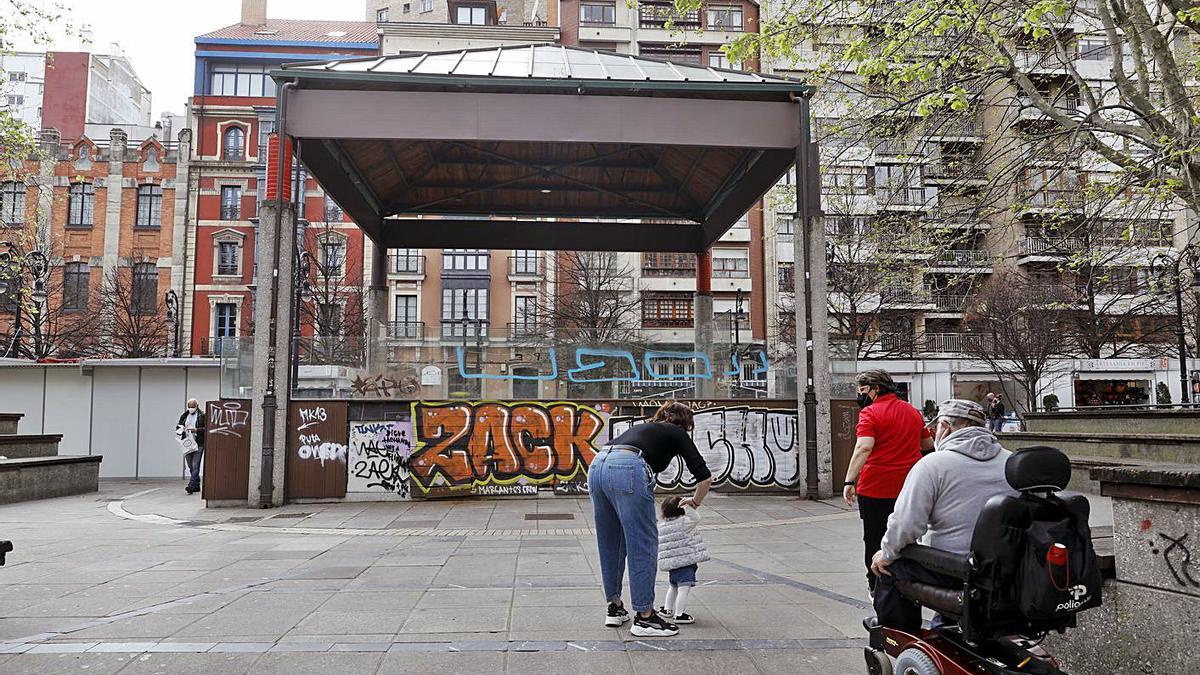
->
xmin=604 ymin=602 xmax=630 ymax=627
xmin=671 ymin=612 xmax=695 ymax=624
xmin=656 ymin=606 xmax=673 ymax=618
xmin=631 ymin=611 xmax=679 ymax=637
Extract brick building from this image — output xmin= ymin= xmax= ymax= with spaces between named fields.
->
xmin=186 ymin=2 xmax=379 ymax=356
xmin=0 ymin=127 xmax=191 ymax=358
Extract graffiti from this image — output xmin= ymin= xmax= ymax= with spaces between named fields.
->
xmin=351 ymin=374 xmax=420 ymax=398
xmin=297 ymin=434 xmax=347 ymax=465
xmin=474 ymin=483 xmax=538 ymax=496
xmin=408 ymin=401 xmax=604 ymax=492
xmin=611 ymin=406 xmax=799 ymax=490
xmin=297 ymin=405 xmax=328 ymax=430
xmin=1156 ymin=532 xmax=1199 ymax=588
xmin=208 ymin=401 xmax=249 ymax=438
xmin=349 ymin=421 xmax=414 ymax=498
xmin=454 ymin=347 xmax=770 ymax=384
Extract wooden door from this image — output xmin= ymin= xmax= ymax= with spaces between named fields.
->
xmin=285 ymin=401 xmax=349 ymax=499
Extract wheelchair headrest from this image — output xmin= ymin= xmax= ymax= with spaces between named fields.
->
xmin=1006 ymin=446 xmax=1070 ymax=492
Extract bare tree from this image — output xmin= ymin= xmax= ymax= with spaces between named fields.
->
xmin=98 ymin=267 xmax=170 ymax=358
xmin=297 ymin=224 xmax=367 ymax=367
xmin=536 ymin=251 xmax=643 ymax=346
xmin=964 ymin=273 xmax=1072 ymax=413
xmin=19 ymin=266 xmax=105 ymax=359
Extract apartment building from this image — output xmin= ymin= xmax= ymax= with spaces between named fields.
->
xmin=759 ymin=1 xmax=1188 ymax=399
xmin=187 ymin=2 xmax=379 ymax=356
xmin=0 ymin=127 xmax=191 ymax=358
xmin=0 ymin=47 xmax=153 ymax=143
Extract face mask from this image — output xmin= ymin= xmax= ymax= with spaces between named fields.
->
xmin=187 ymin=406 xmax=197 ymax=412
xmin=856 ymin=392 xmax=872 ymax=409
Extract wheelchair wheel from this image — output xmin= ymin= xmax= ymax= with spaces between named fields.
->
xmin=894 ymin=648 xmax=939 ymax=675
xmin=864 ymin=647 xmax=893 ymax=675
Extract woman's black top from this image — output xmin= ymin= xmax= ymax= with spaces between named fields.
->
xmin=608 ymin=422 xmax=712 ymax=481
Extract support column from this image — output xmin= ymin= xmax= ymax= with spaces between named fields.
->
xmin=695 ymin=250 xmax=716 ymax=399
xmin=248 ymin=199 xmax=296 ymax=508
xmin=365 ymin=237 xmax=389 ymax=371
xmin=794 ymin=93 xmax=834 ymax=499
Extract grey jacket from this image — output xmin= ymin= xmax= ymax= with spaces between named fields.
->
xmin=658 ymin=509 xmax=710 ymax=571
xmin=880 ymin=426 xmax=1016 ymax=561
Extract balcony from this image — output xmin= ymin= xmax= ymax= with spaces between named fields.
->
xmin=923 ymin=332 xmax=977 ymax=354
xmin=638 ymin=2 xmax=701 ymax=29
xmin=925 ymin=159 xmax=985 ymax=183
xmin=876 ymin=186 xmax=938 ymax=209
xmin=387 ymin=321 xmax=425 ymax=340
xmin=390 ymin=254 xmax=425 ymax=276
xmin=1018 ymin=189 xmax=1084 ymax=211
xmin=1014 ymin=97 xmax=1082 ymax=124
xmin=508 ymin=257 xmax=543 ymax=278
xmin=198 ymin=336 xmax=238 ymax=357
xmin=931 ymin=294 xmax=970 ymax=311
xmin=441 ymin=320 xmax=490 ymax=341
xmin=1019 ymin=237 xmax=1083 ymax=257
xmin=506 ymin=321 xmax=543 ymax=341
xmin=873 ymin=138 xmax=923 ymax=157
xmin=642 ymin=317 xmax=694 ymax=329
xmin=926 ymin=115 xmax=982 ymax=140
xmin=219 ymin=206 xmax=241 ymax=221
xmin=932 ymin=249 xmax=992 ymax=269
xmin=619 ymin=379 xmax=697 ymax=398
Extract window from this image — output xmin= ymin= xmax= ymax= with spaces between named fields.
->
xmin=708 ymin=53 xmax=736 ymax=69
xmin=220 ymin=186 xmax=241 ymax=220
xmin=778 ymin=263 xmax=795 ymax=289
xmin=8 ymin=72 xmax=26 ymax=82
xmin=217 ymin=241 xmax=240 ymax=276
xmin=514 ymin=295 xmax=537 ymax=327
xmin=257 ymin=118 xmax=275 ymax=160
xmin=421 ymin=0 xmax=432 ymax=11
xmin=455 ymin=4 xmax=488 ymax=24
xmin=214 ymin=303 xmax=237 ymax=353
xmin=580 ymin=1 xmax=616 ymax=25
xmin=1078 ymin=37 xmax=1111 ymax=61
xmin=208 ymin=63 xmax=278 ymax=98
xmin=403 ymin=3 xmax=411 ymax=11
xmin=394 ymin=295 xmax=418 ymax=323
xmin=323 ymin=194 xmax=342 ymax=222
xmin=66 ymin=183 xmax=94 ymax=229
xmin=393 ymin=248 xmax=423 ymax=274
xmin=713 ymin=249 xmax=749 ymax=278
xmin=825 ymin=216 xmax=870 ymax=238
xmin=642 ymin=252 xmax=695 ymax=277
xmin=511 ymin=250 xmax=539 ymax=275
xmin=1 ymin=181 xmax=25 ymax=226
xmin=6 ymin=95 xmax=24 ymax=106
xmin=706 ymin=6 xmax=742 ymax=30
xmin=643 ymin=292 xmax=693 ymax=328
xmin=223 ymin=126 xmax=246 ymax=161
xmin=135 ymin=184 xmax=162 ymax=228
xmin=377 ymin=7 xmax=389 ymax=20
xmin=319 ymin=240 xmax=346 ymax=278
xmin=132 ymin=263 xmax=158 ymax=315
xmin=777 ymin=216 xmax=795 ymax=237
xmin=443 ymin=248 xmax=489 ymax=272
xmin=442 ymin=287 xmax=489 ymax=337
xmin=63 ymin=263 xmax=90 ymax=312
xmin=822 ymin=168 xmax=870 ymax=195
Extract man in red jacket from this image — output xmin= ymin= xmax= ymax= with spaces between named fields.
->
xmin=843 ymin=369 xmax=933 ymax=593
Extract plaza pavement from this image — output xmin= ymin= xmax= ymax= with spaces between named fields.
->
xmin=0 ymin=480 xmax=1112 ymax=674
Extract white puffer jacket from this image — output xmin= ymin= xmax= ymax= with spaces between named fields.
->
xmin=658 ymin=509 xmax=710 ymax=572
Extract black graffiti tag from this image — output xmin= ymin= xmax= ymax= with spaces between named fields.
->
xmin=1158 ymin=532 xmax=1200 ymax=588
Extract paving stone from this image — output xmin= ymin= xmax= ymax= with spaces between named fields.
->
xmin=399 ymin=607 xmax=509 ymax=634
xmin=1 ymin=652 xmax=133 ymax=674
xmin=376 ymin=650 xmax=505 ymax=673
xmin=114 ymin=652 xmax=261 ymax=674
xmin=293 ymin=610 xmax=410 ymax=635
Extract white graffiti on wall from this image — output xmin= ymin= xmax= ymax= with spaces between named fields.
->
xmin=297 ymin=406 xmax=328 ymax=430
xmin=610 ymin=407 xmax=799 ymax=490
xmin=348 ymin=421 xmax=415 ymax=498
xmin=209 ymin=401 xmax=249 ymax=438
xmin=298 ymin=433 xmax=347 ymax=465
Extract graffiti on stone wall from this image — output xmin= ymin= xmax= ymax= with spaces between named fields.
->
xmin=348 ymin=421 xmax=414 ymax=498
xmin=408 ymin=401 xmax=604 ymax=493
xmin=610 ymin=407 xmax=800 ymax=490
xmin=1155 ymin=532 xmax=1199 ymax=588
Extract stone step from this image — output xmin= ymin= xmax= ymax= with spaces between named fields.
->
xmin=0 ymin=455 xmax=102 ymax=505
xmin=0 ymin=413 xmax=22 ymax=435
xmin=1003 ymin=431 xmax=1200 ymax=464
xmin=0 ymin=434 xmax=62 ymax=459
xmin=1024 ymin=409 xmax=1200 ymax=436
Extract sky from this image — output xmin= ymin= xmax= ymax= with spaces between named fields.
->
xmin=16 ymin=0 xmax=368 ymax=118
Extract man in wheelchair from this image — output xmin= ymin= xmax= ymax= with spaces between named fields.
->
xmin=870 ymin=399 xmax=1014 ymax=629
xmin=862 ymin=401 xmax=1102 ymax=675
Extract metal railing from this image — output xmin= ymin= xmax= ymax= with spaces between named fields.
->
xmin=877 ymin=186 xmax=938 ymax=207
xmin=874 ymin=138 xmax=921 ymax=156
xmin=1020 ymin=189 xmax=1084 ymax=209
xmin=933 ymin=249 xmax=991 ymax=267
xmin=391 ymin=254 xmax=425 ymax=275
xmin=199 ymin=336 xmax=238 ymax=357
xmin=1020 ymin=237 xmax=1083 ymax=256
xmin=387 ymin=321 xmax=425 ymax=339
xmin=220 ymin=206 xmax=241 ymax=220
xmin=441 ymin=320 xmax=490 ymax=341
xmin=643 ymin=265 xmax=696 ymax=277
xmin=923 ymin=332 xmax=977 ymax=353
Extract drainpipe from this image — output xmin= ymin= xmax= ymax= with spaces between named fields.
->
xmin=258 ymin=79 xmax=297 ymax=509
xmin=792 ymin=91 xmax=821 ymax=501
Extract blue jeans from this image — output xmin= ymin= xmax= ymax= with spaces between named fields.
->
xmin=185 ymin=449 xmax=203 ymax=492
xmin=589 ymin=448 xmax=658 ymax=612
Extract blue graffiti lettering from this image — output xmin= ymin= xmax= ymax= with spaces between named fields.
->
xmin=644 ymin=351 xmax=713 ymax=380
xmin=567 ymin=348 xmax=641 ymax=383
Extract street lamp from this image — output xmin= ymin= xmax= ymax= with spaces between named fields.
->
xmin=0 ymin=241 xmax=48 ymax=359
xmin=164 ymin=290 xmax=180 ymax=358
xmin=1151 ymin=245 xmax=1200 ymax=405
xmin=292 ymin=248 xmax=313 ymax=390
xmin=728 ymin=287 xmax=746 ymax=390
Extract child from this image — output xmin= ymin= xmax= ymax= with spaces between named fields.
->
xmin=656 ymin=495 xmax=710 ymax=624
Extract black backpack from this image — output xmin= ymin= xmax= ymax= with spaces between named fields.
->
xmin=1015 ymin=498 xmax=1103 ymax=621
